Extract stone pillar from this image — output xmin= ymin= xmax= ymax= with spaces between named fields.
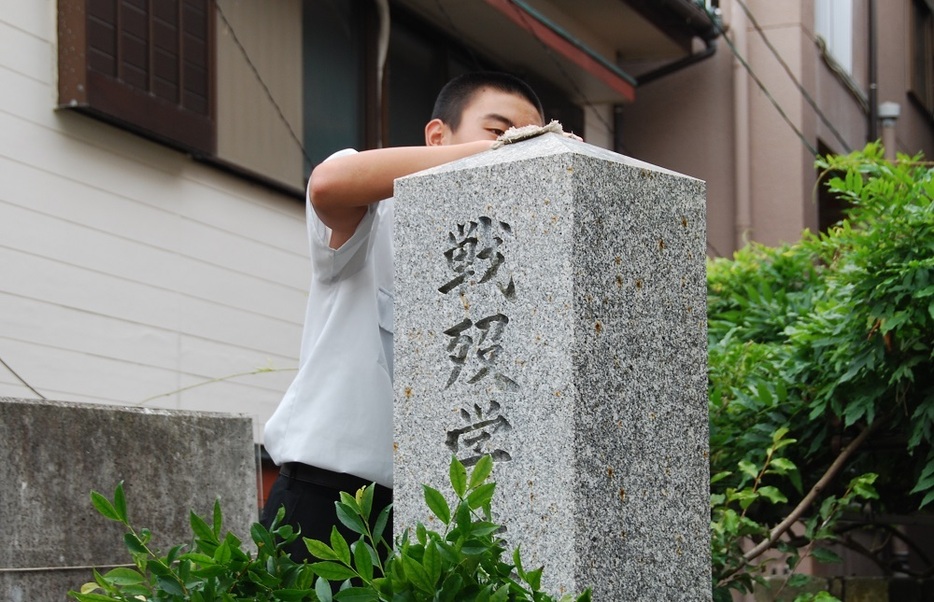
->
xmin=0 ymin=398 xmax=257 ymax=601
xmin=393 ymin=134 xmax=710 ymax=600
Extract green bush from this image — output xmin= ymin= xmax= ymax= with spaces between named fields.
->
xmin=708 ymin=144 xmax=933 ymax=599
xmin=69 ymin=455 xmax=591 ymax=602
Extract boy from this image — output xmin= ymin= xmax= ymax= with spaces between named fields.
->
xmin=262 ymin=72 xmax=545 ymax=560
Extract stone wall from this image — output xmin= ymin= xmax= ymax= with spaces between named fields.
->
xmin=0 ymin=398 xmax=257 ymax=601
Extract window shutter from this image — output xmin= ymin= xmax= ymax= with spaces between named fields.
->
xmin=59 ymin=0 xmax=215 ymax=155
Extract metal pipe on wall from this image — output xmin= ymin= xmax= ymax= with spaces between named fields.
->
xmin=732 ymin=0 xmax=752 ymax=251
xmin=868 ymin=0 xmax=879 ymax=142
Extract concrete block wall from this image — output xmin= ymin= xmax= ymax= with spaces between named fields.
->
xmin=0 ymin=398 xmax=257 ymax=601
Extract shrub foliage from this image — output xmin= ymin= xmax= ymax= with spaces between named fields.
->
xmin=708 ymin=144 xmax=934 ymax=598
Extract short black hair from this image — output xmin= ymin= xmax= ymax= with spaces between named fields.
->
xmin=431 ymin=72 xmax=544 ymax=132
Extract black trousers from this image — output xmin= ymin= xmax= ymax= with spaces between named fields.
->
xmin=260 ymin=463 xmax=393 ymax=564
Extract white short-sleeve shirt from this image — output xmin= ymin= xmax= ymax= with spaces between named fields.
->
xmin=264 ymin=149 xmax=395 ymax=487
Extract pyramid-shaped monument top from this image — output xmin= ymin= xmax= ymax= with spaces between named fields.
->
xmin=399 ymin=129 xmax=696 ymax=181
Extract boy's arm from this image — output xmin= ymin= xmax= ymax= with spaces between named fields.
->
xmin=309 ymin=141 xmax=494 ymax=249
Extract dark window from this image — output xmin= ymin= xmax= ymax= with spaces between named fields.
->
xmin=302 ymin=0 xmax=373 ymax=173
xmin=385 ymin=9 xmax=483 ymax=148
xmin=817 ymin=141 xmax=849 ymax=233
xmin=58 ymin=0 xmax=215 ymax=155
xmin=383 ymin=8 xmax=582 ymax=148
xmin=910 ymin=0 xmax=934 ymax=121
xmin=299 ymin=4 xmax=583 ymax=178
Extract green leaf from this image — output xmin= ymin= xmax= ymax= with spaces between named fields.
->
xmin=123 ymin=532 xmax=147 ymax=555
xmin=525 ymin=566 xmax=543 ymax=591
xmin=468 ymin=521 xmax=502 ymax=538
xmin=439 ymin=573 xmax=464 ymax=602
xmin=469 ymin=455 xmax=494 ymax=490
xmin=849 ymin=473 xmax=879 ymax=501
xmin=155 ymin=574 xmax=185 ymax=596
xmin=757 ymin=486 xmax=788 ymax=505
xmin=768 ymin=457 xmax=797 ymax=474
xmin=787 ymin=573 xmax=811 ymax=588
xmin=331 ymin=525 xmax=352 ymax=566
xmin=455 ymin=502 xmax=471 ymax=532
xmin=401 ymin=554 xmax=435 ymax=594
xmin=810 ymin=547 xmax=843 ymax=564
xmin=353 ymin=541 xmax=374 ymax=582
xmin=467 ymin=483 xmax=496 ymax=510
xmin=334 ymin=587 xmax=380 ymax=601
xmin=100 ymin=567 xmax=145 ymax=586
xmin=315 ymin=576 xmax=334 ymax=602
xmin=339 ymin=491 xmax=363 ymax=517
xmin=450 ymin=457 xmax=468 ymax=498
xmin=358 ymin=483 xmax=375 ymax=521
xmin=305 ymin=538 xmax=340 ymax=561
xmin=423 ymin=485 xmax=451 ymax=525
xmin=112 ymin=482 xmax=128 ymax=523
xmin=423 ymin=541 xmax=442 ymax=586
xmin=213 ymin=540 xmax=231 ymax=564
xmin=69 ymin=593 xmax=121 ymax=602
xmin=274 ymin=589 xmax=319 ymax=601
xmin=190 ymin=511 xmax=216 ymax=543
xmin=513 ymin=547 xmax=526 ymax=579
xmin=373 ymin=504 xmax=392 ymax=544
xmin=737 ymin=459 xmax=759 ymax=481
xmin=727 ymin=489 xmax=758 ymax=510
xmin=710 ymin=471 xmax=732 ymax=485
xmin=250 ymin=521 xmax=276 ymax=552
xmin=818 ymin=495 xmax=838 ymax=521
xmin=335 ymin=502 xmax=368 ymax=535
xmin=90 ymin=491 xmax=121 ymax=523
xmin=490 ymin=584 xmax=510 ymax=602
xmin=212 ymin=499 xmax=223 ymax=538
xmin=311 ymin=561 xmax=358 ymax=581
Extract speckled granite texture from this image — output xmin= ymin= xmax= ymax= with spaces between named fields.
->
xmin=393 ymin=134 xmax=710 ymax=600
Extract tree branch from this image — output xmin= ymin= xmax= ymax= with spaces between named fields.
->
xmin=742 ymin=416 xmax=885 ymax=563
xmin=717 ymin=415 xmax=886 ymax=585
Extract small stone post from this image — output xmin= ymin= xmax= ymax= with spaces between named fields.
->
xmin=393 ymin=134 xmax=710 ymax=600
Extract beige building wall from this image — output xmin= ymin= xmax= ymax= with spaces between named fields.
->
xmin=617 ymin=44 xmax=736 ymax=257
xmin=618 ymin=0 xmax=934 ymax=256
xmin=0 ymin=1 xmax=307 ymax=440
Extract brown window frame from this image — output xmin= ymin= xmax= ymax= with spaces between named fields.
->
xmin=58 ymin=0 xmax=215 ymax=156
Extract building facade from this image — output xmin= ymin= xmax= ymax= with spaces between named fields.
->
xmin=2 ymin=0 xmax=932 ymax=506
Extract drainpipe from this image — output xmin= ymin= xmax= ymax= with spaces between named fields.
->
xmin=636 ymin=38 xmax=717 ymax=86
xmin=867 ymin=0 xmax=879 ymax=142
xmin=732 ymin=2 xmax=752 ymax=251
xmin=375 ymin=0 xmax=390 ymax=148
xmin=633 ymin=0 xmax=722 ymax=86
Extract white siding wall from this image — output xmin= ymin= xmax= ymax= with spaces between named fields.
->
xmin=0 ymin=2 xmax=307 ymax=441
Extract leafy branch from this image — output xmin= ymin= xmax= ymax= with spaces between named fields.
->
xmin=739 ymin=415 xmax=884 ymax=569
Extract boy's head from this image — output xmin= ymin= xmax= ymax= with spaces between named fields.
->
xmin=425 ymin=72 xmax=545 ymax=146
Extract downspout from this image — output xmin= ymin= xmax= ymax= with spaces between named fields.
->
xmin=732 ymin=1 xmax=752 ymax=250
xmin=635 ymin=37 xmax=717 ymax=86
xmin=867 ymin=0 xmax=878 ymax=142
xmin=635 ymin=0 xmax=722 ymax=86
xmin=375 ymin=0 xmax=390 ymax=148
